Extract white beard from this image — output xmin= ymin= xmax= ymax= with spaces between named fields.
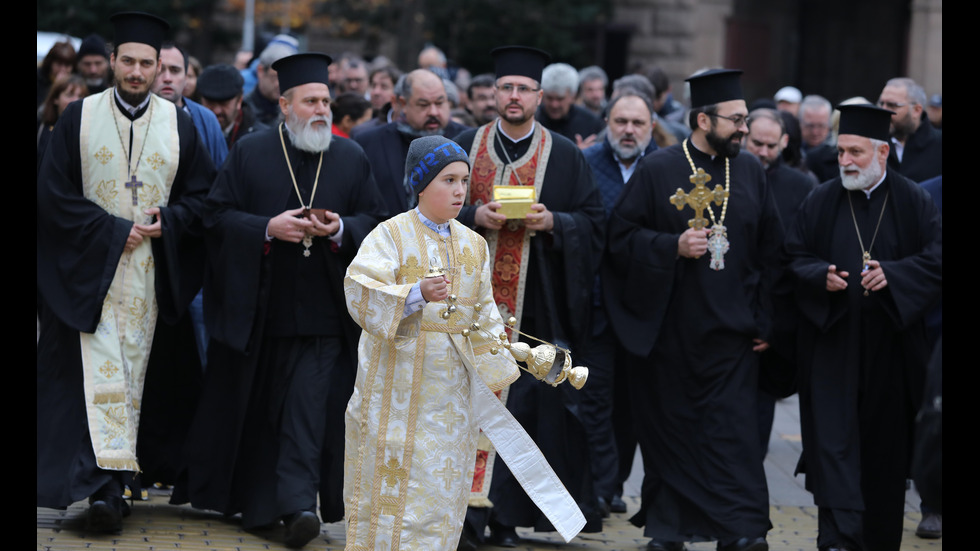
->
xmin=286 ymin=109 xmax=333 ymax=153
xmin=840 ymin=159 xmax=882 ymax=191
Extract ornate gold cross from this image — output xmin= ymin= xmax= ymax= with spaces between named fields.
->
xmin=669 ymin=168 xmax=729 ymax=230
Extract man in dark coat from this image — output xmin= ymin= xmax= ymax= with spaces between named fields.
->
xmin=355 ymin=69 xmax=469 ymax=216
xmin=743 ymin=108 xmax=815 ymax=433
xmin=878 ymin=77 xmax=942 ymax=183
xmin=604 ymin=69 xmax=780 ymax=551
xmin=171 ymin=53 xmax=386 ymax=549
xmin=197 ymin=63 xmax=268 ymax=149
xmin=37 ymin=11 xmax=214 ymax=533
xmin=582 ymin=91 xmax=659 ymax=516
xmin=784 ymin=104 xmax=942 ymax=551
xmin=536 ymin=62 xmax=604 ymax=149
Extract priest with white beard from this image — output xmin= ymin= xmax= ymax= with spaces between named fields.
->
xmin=171 ymin=53 xmax=387 ymax=549
xmin=783 ymin=103 xmax=942 ymax=551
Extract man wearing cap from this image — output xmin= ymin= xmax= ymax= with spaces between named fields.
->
xmin=784 ymin=104 xmax=941 ymax=551
xmin=604 ymin=69 xmax=780 ymax=551
xmin=37 ymin=11 xmax=215 ymax=532
xmin=75 ymin=34 xmax=111 ymax=94
xmin=171 ymin=52 xmax=386 ymax=548
xmin=774 ymin=86 xmax=802 ymax=117
xmin=197 ymin=63 xmax=268 ymax=148
xmin=453 ymin=45 xmax=605 ymax=546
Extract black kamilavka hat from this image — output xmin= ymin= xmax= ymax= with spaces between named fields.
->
xmin=272 ymin=53 xmax=334 ymax=94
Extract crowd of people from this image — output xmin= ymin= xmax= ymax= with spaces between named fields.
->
xmin=38 ymin=10 xmax=942 ymax=551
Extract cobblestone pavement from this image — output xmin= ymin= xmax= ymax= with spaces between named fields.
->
xmin=37 ymin=397 xmax=942 ymax=551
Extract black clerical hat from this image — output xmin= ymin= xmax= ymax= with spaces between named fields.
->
xmin=491 ymin=46 xmax=551 ymax=83
xmin=272 ymin=53 xmax=334 ymax=94
xmin=685 ymin=69 xmax=744 ymax=108
xmin=837 ymin=103 xmax=894 ymax=142
xmin=110 ymin=12 xmax=170 ymax=52
xmin=197 ymin=64 xmax=245 ymax=101
xmin=77 ymin=34 xmax=108 ymax=60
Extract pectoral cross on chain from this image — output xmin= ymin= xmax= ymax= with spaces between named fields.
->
xmin=125 ymin=174 xmax=143 ymax=206
xmin=669 ymin=168 xmax=729 ymax=230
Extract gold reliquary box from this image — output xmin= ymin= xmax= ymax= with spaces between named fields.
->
xmin=493 ymin=185 xmax=536 ymax=219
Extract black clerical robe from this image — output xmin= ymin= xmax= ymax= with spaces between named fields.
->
xmin=760 ymin=161 xmax=816 ymax=397
xmin=783 ymin=170 xmax=941 ymax=551
xmin=172 ymin=128 xmax=386 ymax=528
xmin=37 ymin=94 xmax=214 ymax=509
xmin=454 ymin=124 xmax=606 ymax=533
xmin=604 ymin=142 xmax=781 ymax=542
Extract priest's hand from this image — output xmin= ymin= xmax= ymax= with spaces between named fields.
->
xmin=307 ymin=210 xmax=340 ymax=237
xmin=752 ymin=338 xmax=770 ymax=352
xmin=420 ymin=275 xmax=450 ymax=302
xmin=678 ymin=228 xmax=710 ymax=258
xmin=525 ymin=203 xmax=554 ymax=232
xmin=475 ymin=201 xmax=507 ymax=230
xmin=860 ymin=260 xmax=887 ymax=292
xmin=826 ymin=264 xmax=849 ymax=292
xmin=575 ymin=133 xmax=597 ymax=150
xmin=268 ymin=207 xmax=314 ymax=243
xmin=124 ymin=225 xmax=144 ymax=252
xmin=133 ymin=207 xmax=162 ymax=238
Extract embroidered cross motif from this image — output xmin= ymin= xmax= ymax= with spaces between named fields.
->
xmin=434 ymin=457 xmax=462 ymax=491
xmin=146 ymin=152 xmax=165 ymax=170
xmin=434 ymin=402 xmax=465 ymax=434
xmin=379 ymin=456 xmax=407 ymax=488
xmin=95 ymin=146 xmax=114 ymax=165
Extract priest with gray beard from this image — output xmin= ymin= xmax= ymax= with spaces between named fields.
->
xmin=783 ymin=103 xmax=941 ymax=551
xmin=171 ymin=53 xmax=387 ymax=549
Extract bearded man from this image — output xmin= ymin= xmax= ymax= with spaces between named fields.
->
xmin=581 ymin=92 xmax=657 ymax=514
xmin=171 ymin=53 xmax=386 ymax=549
xmin=784 ymin=104 xmax=941 ymax=551
xmin=604 ymin=69 xmax=781 ymax=551
xmin=878 ymin=77 xmax=942 ymax=182
xmin=37 ymin=11 xmax=214 ymax=533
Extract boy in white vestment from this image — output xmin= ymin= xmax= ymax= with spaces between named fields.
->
xmin=343 ymin=135 xmax=585 ymax=550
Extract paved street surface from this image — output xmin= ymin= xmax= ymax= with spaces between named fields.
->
xmin=37 ymin=396 xmax=941 ymax=551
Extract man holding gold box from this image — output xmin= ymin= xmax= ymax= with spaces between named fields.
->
xmin=453 ymin=45 xmax=605 ymax=547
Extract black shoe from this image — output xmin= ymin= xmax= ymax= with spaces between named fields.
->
xmin=597 ymin=496 xmax=612 ymax=518
xmin=86 ymin=481 xmax=126 ymax=533
xmin=647 ymin=540 xmax=685 ymax=551
xmin=609 ymin=494 xmax=628 ymax=513
xmin=717 ymin=536 xmax=768 ymax=551
xmin=915 ymin=513 xmax=942 ymax=539
xmin=283 ymin=511 xmax=320 ymax=548
xmin=457 ymin=522 xmax=479 ymax=551
xmin=488 ymin=525 xmax=520 ymax=548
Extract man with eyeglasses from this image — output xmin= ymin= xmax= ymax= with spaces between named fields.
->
xmin=604 ymin=69 xmax=780 ymax=551
xmin=453 ymin=45 xmax=605 ymax=549
xmin=878 ymin=77 xmax=942 ymax=182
